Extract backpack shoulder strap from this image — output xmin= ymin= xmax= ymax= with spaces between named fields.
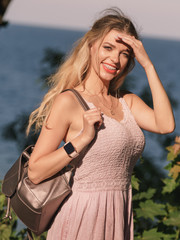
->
xmin=62 ymin=89 xmax=90 ymax=111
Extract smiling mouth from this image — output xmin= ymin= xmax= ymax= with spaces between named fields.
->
xmin=102 ymin=63 xmax=118 ymax=73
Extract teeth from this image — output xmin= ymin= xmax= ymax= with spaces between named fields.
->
xmin=103 ymin=63 xmax=116 ymax=70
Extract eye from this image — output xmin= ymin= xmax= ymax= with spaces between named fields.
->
xmin=103 ymin=45 xmax=112 ymax=51
xmin=121 ymin=52 xmax=130 ymax=58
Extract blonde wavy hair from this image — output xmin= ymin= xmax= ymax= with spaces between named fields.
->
xmin=26 ymin=8 xmax=139 ymax=135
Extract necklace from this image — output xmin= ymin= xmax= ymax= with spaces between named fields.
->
xmin=99 ymin=95 xmax=116 ymax=115
xmin=85 ymin=87 xmax=117 ymax=115
xmin=84 ymin=86 xmax=105 ymax=96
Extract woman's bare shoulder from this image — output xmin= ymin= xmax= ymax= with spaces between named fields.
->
xmin=120 ymin=90 xmax=146 ymax=112
xmin=45 ymin=90 xmax=80 ymax=127
xmin=53 ymin=90 xmax=80 ymax=111
xmin=120 ymin=90 xmax=134 ymax=109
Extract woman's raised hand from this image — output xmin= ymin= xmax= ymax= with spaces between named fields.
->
xmin=115 ymin=34 xmax=152 ymax=69
xmin=81 ymin=108 xmax=103 ymax=144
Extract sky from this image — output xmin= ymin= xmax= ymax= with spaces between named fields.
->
xmin=4 ymin=0 xmax=180 ymax=40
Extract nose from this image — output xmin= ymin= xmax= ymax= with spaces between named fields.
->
xmin=111 ymin=51 xmax=120 ymax=65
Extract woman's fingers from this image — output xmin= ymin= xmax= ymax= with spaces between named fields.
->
xmin=115 ymin=34 xmax=152 ymax=69
xmin=81 ymin=108 xmax=103 ymax=143
xmin=83 ymin=108 xmax=102 ymax=127
xmin=116 ymin=34 xmax=142 ymax=51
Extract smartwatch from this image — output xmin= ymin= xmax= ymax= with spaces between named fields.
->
xmin=63 ymin=142 xmax=79 ymax=158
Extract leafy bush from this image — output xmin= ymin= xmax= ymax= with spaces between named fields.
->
xmin=132 ymin=136 xmax=180 ymax=239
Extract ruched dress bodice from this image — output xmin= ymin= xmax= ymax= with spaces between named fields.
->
xmin=47 ymin=97 xmax=145 ymax=240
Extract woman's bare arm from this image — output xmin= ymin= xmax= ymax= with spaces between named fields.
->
xmin=28 ymin=92 xmax=102 ymax=184
xmin=116 ymin=34 xmax=175 ymax=133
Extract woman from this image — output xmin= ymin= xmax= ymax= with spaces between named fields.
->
xmin=27 ymin=8 xmax=175 ymax=240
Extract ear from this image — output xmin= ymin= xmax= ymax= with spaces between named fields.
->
xmin=90 ymin=42 xmax=95 ymax=52
xmin=90 ymin=41 xmax=99 ymax=56
xmin=90 ymin=43 xmax=96 ymax=57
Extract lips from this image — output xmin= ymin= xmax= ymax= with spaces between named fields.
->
xmin=102 ymin=63 xmax=117 ymax=74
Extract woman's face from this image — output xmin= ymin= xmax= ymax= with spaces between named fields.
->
xmin=90 ymin=29 xmax=132 ymax=82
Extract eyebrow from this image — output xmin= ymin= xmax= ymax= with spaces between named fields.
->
xmin=103 ymin=42 xmax=131 ymax=53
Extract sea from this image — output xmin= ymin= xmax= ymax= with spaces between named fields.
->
xmin=0 ymin=24 xmax=180 ymax=180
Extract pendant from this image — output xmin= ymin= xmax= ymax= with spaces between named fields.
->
xmin=111 ymin=109 xmax=115 ymax=115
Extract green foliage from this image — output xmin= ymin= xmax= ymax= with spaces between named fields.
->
xmin=131 ymin=175 xmax=140 ymax=191
xmin=133 ymin=188 xmax=156 ymax=201
xmin=135 ymin=228 xmax=176 ymax=240
xmin=162 ymin=178 xmax=178 ymax=194
xmin=133 ymin=137 xmax=180 ymax=239
xmin=135 ymin=200 xmax=166 ymax=221
xmin=163 ymin=211 xmax=180 ymax=227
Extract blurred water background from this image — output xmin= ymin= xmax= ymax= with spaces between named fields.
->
xmin=0 ymin=24 xmax=180 ymax=179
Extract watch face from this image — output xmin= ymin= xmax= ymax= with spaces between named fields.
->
xmin=64 ymin=142 xmax=75 ymax=154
